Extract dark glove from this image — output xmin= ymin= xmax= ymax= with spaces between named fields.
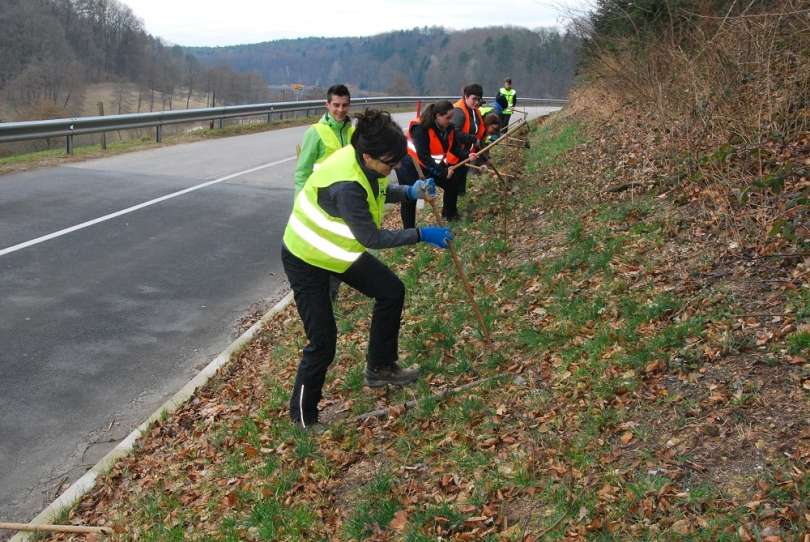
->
xmin=419 ymin=226 xmax=453 ymax=249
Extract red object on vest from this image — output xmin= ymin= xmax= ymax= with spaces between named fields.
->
xmin=453 ymin=98 xmax=485 ymax=146
xmin=406 ymin=120 xmax=461 ymax=168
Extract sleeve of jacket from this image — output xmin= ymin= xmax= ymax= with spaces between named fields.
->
xmin=412 ymin=125 xmax=449 ymax=181
xmin=450 ymin=109 xmax=465 ymax=133
xmin=448 ymin=126 xmax=469 ymax=163
xmin=333 ymin=183 xmax=419 ymax=249
xmin=451 ymin=108 xmax=476 ymax=147
xmin=293 ymin=127 xmax=323 ymax=195
xmin=385 ymin=184 xmax=411 ymax=203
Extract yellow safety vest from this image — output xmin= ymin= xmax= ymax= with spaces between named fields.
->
xmin=312 ymin=122 xmax=355 ymax=171
xmin=283 ymin=145 xmax=387 ymax=273
xmin=499 ymin=87 xmax=516 ymax=115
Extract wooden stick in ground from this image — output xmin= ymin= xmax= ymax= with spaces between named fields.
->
xmin=411 ymin=160 xmax=492 ymax=343
xmin=448 ymin=121 xmax=527 ymax=173
xmin=356 ymin=375 xmax=501 ymax=422
xmin=466 ymin=163 xmax=516 ymax=178
xmin=0 ymin=522 xmax=114 ymax=535
xmin=500 ymin=141 xmax=529 ymax=149
xmin=487 ymin=161 xmax=512 ymax=186
xmin=484 ymin=161 xmax=513 ymax=233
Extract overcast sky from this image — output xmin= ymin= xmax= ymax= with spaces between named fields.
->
xmin=120 ymin=0 xmax=594 ymax=47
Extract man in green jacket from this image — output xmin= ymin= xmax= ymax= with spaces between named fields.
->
xmin=293 ymin=84 xmax=354 ymax=196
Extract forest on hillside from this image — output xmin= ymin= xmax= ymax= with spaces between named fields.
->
xmin=0 ymin=1 xmax=580 ymax=128
xmin=0 ymin=0 xmax=271 ymax=123
xmin=188 ymin=26 xmax=580 ymax=99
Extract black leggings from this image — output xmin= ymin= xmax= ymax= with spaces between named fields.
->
xmin=394 ymin=157 xmax=419 ymax=229
xmin=438 ymin=166 xmax=465 ymax=218
xmin=282 ymin=246 xmax=405 ymax=424
xmin=396 ymin=156 xmax=463 ymax=223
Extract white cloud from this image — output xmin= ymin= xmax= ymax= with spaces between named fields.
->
xmin=121 ymin=0 xmax=594 ymax=46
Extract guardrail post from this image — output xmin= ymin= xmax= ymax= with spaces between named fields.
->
xmin=97 ymin=102 xmax=107 ymax=150
xmin=267 ymin=112 xmax=272 ymax=124
xmin=155 ymin=124 xmax=162 ymax=143
xmin=66 ymin=134 xmax=74 ymax=155
xmin=217 ymin=118 xmax=223 ymax=130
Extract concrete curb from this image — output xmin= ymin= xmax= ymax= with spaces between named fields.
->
xmin=11 ymin=291 xmax=294 ymax=541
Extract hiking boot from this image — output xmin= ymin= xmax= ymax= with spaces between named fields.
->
xmin=289 ymin=409 xmax=320 ymax=430
xmin=365 ymin=363 xmax=420 ymax=388
xmin=291 ymin=418 xmax=327 ymax=434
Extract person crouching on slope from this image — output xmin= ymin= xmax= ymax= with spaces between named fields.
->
xmin=395 ymin=100 xmax=476 ymax=228
xmin=281 ymin=109 xmax=453 ymax=429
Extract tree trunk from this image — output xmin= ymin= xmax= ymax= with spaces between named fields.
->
xmin=186 ymin=72 xmax=194 ymax=109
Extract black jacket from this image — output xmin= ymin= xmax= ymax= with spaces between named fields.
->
xmin=315 ymin=152 xmax=419 ymax=249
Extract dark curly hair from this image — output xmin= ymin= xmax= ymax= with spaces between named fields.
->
xmin=351 ymin=109 xmax=407 ymax=165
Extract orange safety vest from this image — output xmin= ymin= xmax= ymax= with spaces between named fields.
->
xmin=406 ymin=120 xmax=461 ymax=168
xmin=453 ymin=99 xmax=485 ymax=146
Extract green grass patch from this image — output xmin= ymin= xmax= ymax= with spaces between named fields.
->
xmin=526 ymin=121 xmax=583 ymax=172
xmin=343 ymin=471 xmax=400 ymax=539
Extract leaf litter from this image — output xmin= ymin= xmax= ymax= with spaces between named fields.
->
xmin=41 ymin=100 xmax=809 ymax=540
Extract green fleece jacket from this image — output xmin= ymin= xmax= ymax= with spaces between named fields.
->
xmin=293 ymin=113 xmax=353 ymax=195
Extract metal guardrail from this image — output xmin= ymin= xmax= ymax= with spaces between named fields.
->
xmin=0 ymin=96 xmax=567 ymax=154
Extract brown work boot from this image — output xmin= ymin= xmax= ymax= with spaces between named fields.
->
xmin=365 ymin=363 xmax=420 ymax=388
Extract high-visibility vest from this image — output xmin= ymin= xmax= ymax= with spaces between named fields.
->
xmin=453 ymin=99 xmax=485 ymax=145
xmin=479 ymin=105 xmax=494 ymax=116
xmin=499 ymin=87 xmax=516 ymax=114
xmin=406 ymin=120 xmax=461 ymax=168
xmin=283 ymin=145 xmax=386 ymax=273
xmin=312 ymin=122 xmax=354 ymax=171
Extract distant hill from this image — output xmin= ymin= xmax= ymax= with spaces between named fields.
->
xmin=0 ymin=0 xmax=271 ymax=125
xmin=188 ymin=26 xmax=579 ymax=99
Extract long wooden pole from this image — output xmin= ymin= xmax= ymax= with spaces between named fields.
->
xmin=448 ymin=120 xmax=527 ymax=173
xmin=411 ymin=160 xmax=491 ymax=343
xmin=0 ymin=522 xmax=113 ymax=535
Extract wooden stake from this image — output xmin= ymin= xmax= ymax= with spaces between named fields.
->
xmin=500 ymin=141 xmax=528 ymax=149
xmin=0 ymin=522 xmax=114 ymax=535
xmin=467 ymin=163 xmax=516 ymax=178
xmin=487 ymin=162 xmax=511 ymax=185
xmin=411 ymin=160 xmax=492 ymax=343
xmin=356 ymin=376 xmax=500 ymax=422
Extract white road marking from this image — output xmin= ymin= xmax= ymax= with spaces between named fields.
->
xmin=0 ymin=156 xmax=296 ymax=258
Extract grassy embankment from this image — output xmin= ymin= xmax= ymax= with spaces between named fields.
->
xmin=42 ymin=103 xmax=809 ymax=541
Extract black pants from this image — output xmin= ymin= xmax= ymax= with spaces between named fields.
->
xmin=500 ymin=113 xmax=512 ymax=132
xmin=438 ymin=166 xmax=465 ymax=218
xmin=395 ymin=157 xmax=419 ymax=229
xmin=281 ymin=246 xmax=405 ymax=424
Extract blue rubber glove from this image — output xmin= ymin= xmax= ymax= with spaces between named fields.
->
xmin=406 ymin=178 xmax=437 ymax=200
xmin=423 ymin=177 xmax=437 ymax=197
xmin=419 ymin=226 xmax=453 ymax=249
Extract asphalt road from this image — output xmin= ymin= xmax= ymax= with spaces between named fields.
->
xmin=0 ymin=106 xmax=557 ymax=527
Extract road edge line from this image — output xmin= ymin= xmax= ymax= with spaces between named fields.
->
xmin=11 ymin=290 xmax=294 ymax=541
